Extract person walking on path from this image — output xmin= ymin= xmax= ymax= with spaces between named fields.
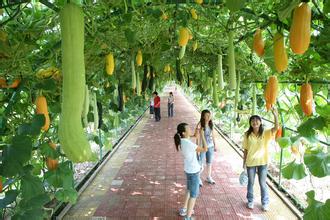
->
xmin=149 ymin=96 xmax=154 ymax=119
xmin=195 ymin=109 xmax=218 ymax=185
xmin=174 ymin=123 xmax=208 ymax=220
xmin=153 ymin=91 xmax=161 ymax=121
xmin=168 ymin=92 xmax=174 ymax=117
xmin=242 ymin=107 xmax=279 ymax=211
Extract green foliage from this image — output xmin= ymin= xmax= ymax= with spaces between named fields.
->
xmin=304 ymin=191 xmax=330 ymax=220
xmin=304 ymin=148 xmax=330 ymax=178
xmin=282 ymin=160 xmax=307 ymax=180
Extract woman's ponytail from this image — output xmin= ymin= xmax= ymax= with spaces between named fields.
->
xmin=174 ymin=123 xmax=188 ymax=151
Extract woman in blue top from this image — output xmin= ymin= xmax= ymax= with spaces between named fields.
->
xmin=196 ymin=109 xmax=218 ymax=185
xmin=174 ymin=123 xmax=208 ymax=220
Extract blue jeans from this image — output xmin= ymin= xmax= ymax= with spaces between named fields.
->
xmin=246 ymin=165 xmax=269 ymax=206
xmin=168 ymin=103 xmax=174 ymax=117
xmin=199 ymin=146 xmax=214 ymax=165
xmin=186 ymin=172 xmax=200 ymax=198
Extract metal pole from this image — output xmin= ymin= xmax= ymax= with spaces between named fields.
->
xmin=277 ymin=100 xmax=286 ymax=188
xmin=98 ymin=129 xmax=103 ymax=160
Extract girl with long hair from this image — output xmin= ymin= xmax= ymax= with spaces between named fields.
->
xmin=174 ymin=123 xmax=208 ymax=220
xmin=242 ymin=107 xmax=279 ymax=211
xmin=195 ymin=109 xmax=218 ymax=185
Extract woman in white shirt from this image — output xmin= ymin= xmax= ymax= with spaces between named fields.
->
xmin=174 ymin=123 xmax=208 ymax=220
xmin=168 ymin=92 xmax=174 ymax=117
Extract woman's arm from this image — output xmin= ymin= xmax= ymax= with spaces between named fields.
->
xmin=212 ymin=129 xmax=217 ymax=152
xmin=271 ymin=107 xmax=279 ymax=134
xmin=196 ymin=128 xmax=208 ymax=152
xmin=190 ymin=123 xmax=200 ymax=138
xmin=243 ymin=149 xmax=248 ymax=168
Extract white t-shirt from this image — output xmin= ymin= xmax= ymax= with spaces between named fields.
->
xmin=180 ymin=138 xmax=201 ymax=174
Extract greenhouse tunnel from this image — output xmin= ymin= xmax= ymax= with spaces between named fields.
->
xmin=0 ymin=0 xmax=329 ymax=219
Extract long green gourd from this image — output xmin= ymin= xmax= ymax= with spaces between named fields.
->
xmin=212 ymin=69 xmax=219 ymax=106
xmin=59 ymin=3 xmax=96 ymax=162
xmin=82 ymin=85 xmax=89 ymax=127
xmin=136 ymin=69 xmax=141 ymax=96
xmin=131 ymin=59 xmax=136 ymax=91
xmin=92 ymin=92 xmax=99 ymax=130
xmin=228 ymin=31 xmax=236 ymax=90
xmin=252 ymin=84 xmax=257 ymax=115
xmin=217 ymin=54 xmax=224 ymax=90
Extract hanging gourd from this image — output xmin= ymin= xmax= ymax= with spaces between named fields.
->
xmin=217 ymin=54 xmax=224 ymax=90
xmin=136 ymin=49 xmax=143 ymax=66
xmin=178 ymin=27 xmax=189 ymax=47
xmin=274 ymin=32 xmax=288 ymax=73
xmin=131 ymin=59 xmax=136 ymax=91
xmin=193 ymin=41 xmax=198 ymax=52
xmin=6 ymin=79 xmax=20 ymax=89
xmin=195 ymin=0 xmax=203 ymax=4
xmin=46 ymin=143 xmax=58 ymax=171
xmin=179 ymin=46 xmax=186 ymax=59
xmin=228 ymin=31 xmax=236 ymax=90
xmin=252 ymin=84 xmax=257 ymax=115
xmin=300 ymin=83 xmax=313 ymax=116
xmin=212 ymin=70 xmax=219 ymax=106
xmin=92 ymin=92 xmax=99 ymax=130
xmin=105 ymin=53 xmax=114 ymax=75
xmin=82 ymin=85 xmax=89 ymax=127
xmin=190 ymin=8 xmax=198 ymax=20
xmin=264 ymin=75 xmax=278 ymax=111
xmin=289 ymin=3 xmax=311 ymax=55
xmin=36 ymin=95 xmax=50 ymax=131
xmin=59 ymin=3 xmax=95 ymax=162
xmin=0 ymin=77 xmax=6 ymax=88
xmin=136 ymin=72 xmax=141 ymax=96
xmin=253 ymin=28 xmax=265 ymax=57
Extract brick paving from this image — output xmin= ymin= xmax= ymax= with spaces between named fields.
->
xmin=63 ymin=86 xmax=299 ymax=220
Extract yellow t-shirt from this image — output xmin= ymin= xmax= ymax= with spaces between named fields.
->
xmin=243 ymin=129 xmax=274 ymax=167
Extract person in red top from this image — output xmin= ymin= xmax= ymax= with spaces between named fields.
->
xmin=153 ymin=91 xmax=161 ymax=121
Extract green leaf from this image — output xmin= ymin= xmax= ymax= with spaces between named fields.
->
xmin=17 ymin=114 xmax=44 ymax=136
xmin=19 ymin=193 xmax=50 ymax=209
xmin=325 ymin=1 xmax=330 ymax=14
xmin=55 ymin=188 xmax=78 ymax=204
xmin=1 ymin=135 xmax=33 ymax=176
xmin=45 ymin=161 xmax=74 ymax=188
xmin=0 ymin=190 xmax=19 ymax=208
xmin=35 ymin=78 xmax=57 ymax=91
xmin=316 ymin=105 xmax=330 ymax=121
xmin=39 ymin=143 xmax=59 ymax=158
xmin=304 ymin=149 xmax=330 ymax=178
xmin=125 ymin=28 xmax=136 ymax=45
xmin=282 ymin=160 xmax=307 ymax=180
xmin=226 ymin=0 xmax=246 ymax=12
xmin=297 ymin=117 xmax=326 ymax=137
xmin=277 ymin=137 xmax=291 ymax=148
xmin=304 ymin=190 xmax=330 ymax=220
xmin=21 ymin=174 xmax=45 ymax=200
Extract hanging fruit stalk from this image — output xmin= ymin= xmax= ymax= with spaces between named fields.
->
xmin=274 ymin=32 xmax=288 ymax=73
xmin=228 ymin=31 xmax=236 ymax=90
xmin=264 ymin=75 xmax=278 ymax=111
xmin=59 ymin=3 xmax=95 ymax=162
xmin=289 ymin=3 xmax=311 ymax=54
xmin=217 ymin=54 xmax=224 ymax=90
xmin=105 ymin=53 xmax=114 ymax=75
xmin=253 ymin=28 xmax=265 ymax=57
xmin=300 ymin=83 xmax=313 ymax=116
xmin=36 ymin=95 xmax=50 ymax=131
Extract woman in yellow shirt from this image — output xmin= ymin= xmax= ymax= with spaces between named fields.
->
xmin=242 ymin=107 xmax=279 ymax=211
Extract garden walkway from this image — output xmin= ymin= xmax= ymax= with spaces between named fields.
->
xmin=63 ymin=86 xmax=299 ymax=220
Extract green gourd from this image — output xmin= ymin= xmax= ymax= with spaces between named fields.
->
xmin=82 ymin=85 xmax=89 ymax=127
xmin=131 ymin=59 xmax=136 ymax=91
xmin=217 ymin=54 xmax=224 ymax=90
xmin=59 ymin=3 xmax=96 ymax=162
xmin=92 ymin=92 xmax=99 ymax=130
xmin=228 ymin=31 xmax=236 ymax=90
xmin=212 ymin=69 xmax=219 ymax=106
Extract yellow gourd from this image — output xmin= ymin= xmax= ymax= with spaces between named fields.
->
xmin=105 ymin=53 xmax=114 ymax=75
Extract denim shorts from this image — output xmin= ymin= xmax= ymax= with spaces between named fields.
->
xmin=199 ymin=146 xmax=214 ymax=165
xmin=186 ymin=172 xmax=200 ymax=198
